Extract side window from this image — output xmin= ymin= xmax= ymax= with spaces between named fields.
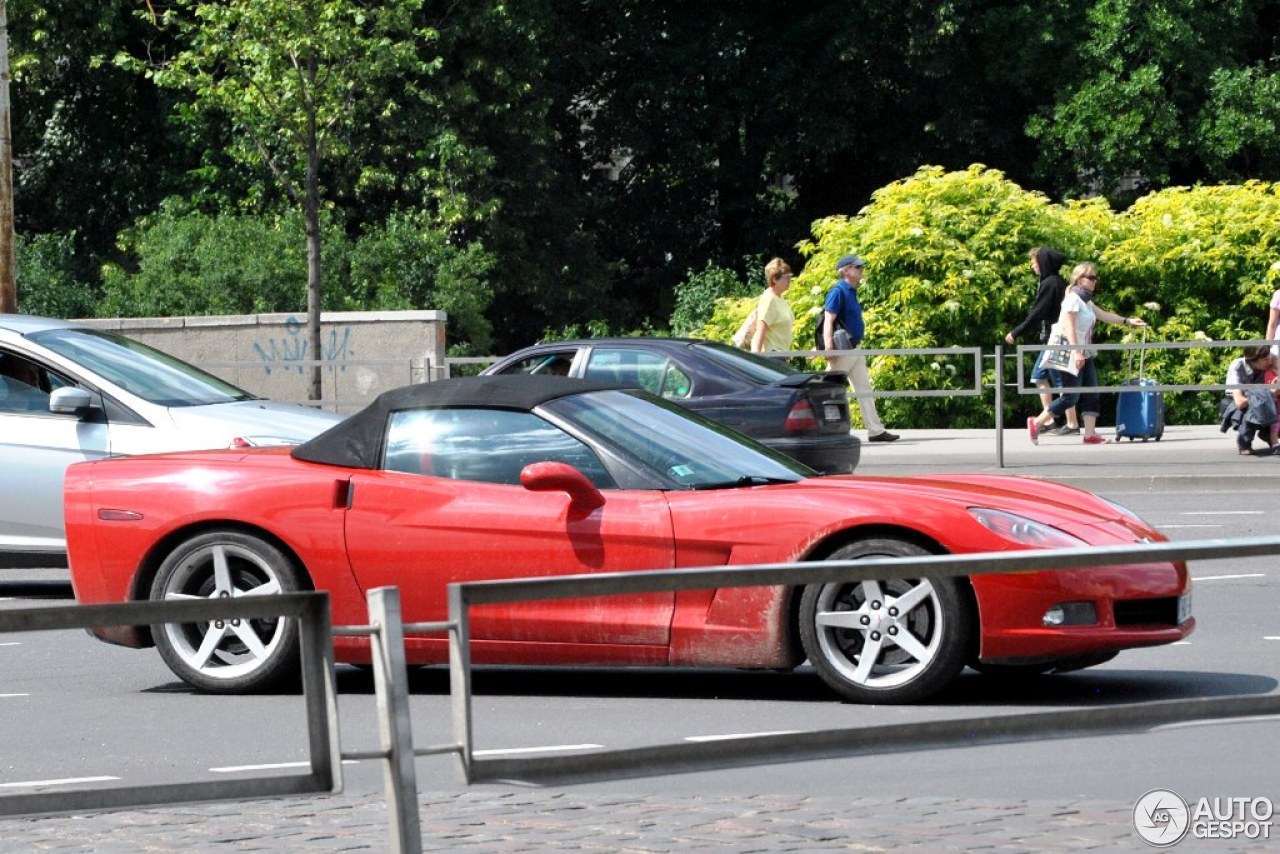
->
xmin=494 ymin=351 xmax=576 ymax=377
xmin=383 ymin=407 xmax=615 ymax=488
xmin=584 ymin=348 xmax=691 ymax=399
xmin=0 ymin=352 xmax=62 ymax=414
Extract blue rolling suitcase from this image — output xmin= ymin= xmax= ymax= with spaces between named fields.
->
xmin=1114 ymin=332 xmax=1164 ymax=441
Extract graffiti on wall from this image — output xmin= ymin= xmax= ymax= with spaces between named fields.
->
xmin=252 ymin=317 xmax=356 ymax=374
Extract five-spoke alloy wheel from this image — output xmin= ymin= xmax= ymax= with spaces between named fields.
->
xmin=799 ymin=538 xmax=972 ymax=703
xmin=150 ymin=530 xmax=304 ymax=693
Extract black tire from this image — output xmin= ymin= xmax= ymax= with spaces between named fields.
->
xmin=150 ymin=530 xmax=304 ymax=693
xmin=799 ymin=538 xmax=972 ymax=704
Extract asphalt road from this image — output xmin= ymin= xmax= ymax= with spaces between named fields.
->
xmin=0 ymin=482 xmax=1275 ymax=818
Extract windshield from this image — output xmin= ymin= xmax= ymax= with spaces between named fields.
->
xmin=30 ymin=328 xmax=256 ymax=407
xmin=545 ymin=389 xmax=812 ymax=489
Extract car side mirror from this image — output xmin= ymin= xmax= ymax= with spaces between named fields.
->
xmin=49 ymin=386 xmax=95 ymax=417
xmin=520 ymin=461 xmax=606 ymax=510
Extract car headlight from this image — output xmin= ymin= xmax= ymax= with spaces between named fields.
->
xmin=968 ymin=507 xmax=1086 ymax=548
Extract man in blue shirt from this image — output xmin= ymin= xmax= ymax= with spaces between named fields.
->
xmin=823 ymin=253 xmax=899 ymax=442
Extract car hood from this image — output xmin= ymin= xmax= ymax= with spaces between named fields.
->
xmin=789 ymin=471 xmax=1151 ymax=536
xmin=163 ymin=399 xmax=344 ymax=447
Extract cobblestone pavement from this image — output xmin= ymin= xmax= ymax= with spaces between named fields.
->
xmin=1 ymin=790 xmax=1272 ymax=853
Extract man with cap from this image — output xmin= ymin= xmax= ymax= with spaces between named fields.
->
xmin=823 ymin=253 xmax=899 ymax=442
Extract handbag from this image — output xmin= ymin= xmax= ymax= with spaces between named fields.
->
xmin=1040 ymin=325 xmax=1079 ymax=376
xmin=731 ymin=309 xmax=758 ymax=349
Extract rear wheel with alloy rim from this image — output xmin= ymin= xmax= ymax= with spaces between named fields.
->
xmin=799 ymin=538 xmax=972 ymax=704
xmin=150 ymin=530 xmax=305 ymax=693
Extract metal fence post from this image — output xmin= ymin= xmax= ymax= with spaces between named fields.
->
xmin=994 ymin=344 xmax=1005 ymax=467
xmin=366 ymin=587 xmax=423 ymax=854
xmin=447 ymin=583 xmax=475 ymax=784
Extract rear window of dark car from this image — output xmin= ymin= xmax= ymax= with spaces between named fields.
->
xmin=690 ymin=343 xmax=804 ymax=384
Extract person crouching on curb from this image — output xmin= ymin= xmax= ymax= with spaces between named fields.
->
xmin=1027 ymin=262 xmax=1147 ymax=445
xmin=1222 ymin=345 xmax=1279 ymax=456
xmin=823 ymin=253 xmax=899 ymax=443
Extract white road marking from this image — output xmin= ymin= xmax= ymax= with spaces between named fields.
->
xmin=210 ymin=760 xmax=358 ymax=773
xmin=1265 ymin=636 xmax=1280 ymax=641
xmin=0 ymin=642 xmax=19 ymax=646
xmin=685 ymin=731 xmax=800 ymax=742
xmin=0 ymin=693 xmax=28 ymax=698
xmin=475 ymin=744 xmax=603 ymax=757
xmin=1171 ymin=641 xmax=1192 ymax=645
xmin=1192 ymin=573 xmax=1267 ymax=581
xmin=0 ymin=776 xmax=119 ymax=789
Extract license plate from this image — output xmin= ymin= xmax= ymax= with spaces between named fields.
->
xmin=1176 ymin=592 xmax=1192 ymax=624
xmin=823 ymin=403 xmax=843 ymax=422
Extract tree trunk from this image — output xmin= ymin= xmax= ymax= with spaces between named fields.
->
xmin=305 ymin=92 xmax=322 ymax=402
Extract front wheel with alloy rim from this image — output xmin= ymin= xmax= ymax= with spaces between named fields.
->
xmin=150 ymin=530 xmax=305 ymax=693
xmin=798 ymin=538 xmax=973 ymax=704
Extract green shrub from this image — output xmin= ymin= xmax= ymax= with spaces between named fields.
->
xmin=97 ymin=201 xmax=325 ymax=317
xmin=14 ymin=232 xmax=97 ymax=318
xmin=348 ymin=211 xmax=497 ymax=355
xmin=668 ymin=261 xmax=754 ymax=337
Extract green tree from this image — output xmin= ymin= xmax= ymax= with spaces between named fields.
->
xmin=124 ymin=0 xmax=434 ymax=397
xmin=1029 ymin=0 xmax=1280 ymax=199
xmin=9 ymin=1 xmax=202 ymax=295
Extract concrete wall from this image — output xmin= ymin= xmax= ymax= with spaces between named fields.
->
xmin=78 ymin=310 xmax=448 ymax=414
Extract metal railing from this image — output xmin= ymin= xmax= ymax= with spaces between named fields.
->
xmin=0 ymin=593 xmax=341 ymax=818
xmin=7 ymin=535 xmax=1280 ymax=853
xmin=437 ymin=535 xmax=1280 ymax=786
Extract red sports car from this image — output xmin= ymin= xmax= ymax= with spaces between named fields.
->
xmin=65 ymin=376 xmax=1193 ymax=703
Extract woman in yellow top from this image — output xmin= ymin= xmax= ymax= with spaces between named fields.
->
xmin=750 ymin=257 xmax=796 ymax=353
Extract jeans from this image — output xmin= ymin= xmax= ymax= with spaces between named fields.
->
xmin=1047 ymin=357 xmax=1098 ymax=419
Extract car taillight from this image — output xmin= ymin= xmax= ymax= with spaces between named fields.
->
xmin=784 ymin=400 xmax=817 ymax=432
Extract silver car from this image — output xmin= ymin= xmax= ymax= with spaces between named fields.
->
xmin=0 ymin=314 xmax=344 ymax=568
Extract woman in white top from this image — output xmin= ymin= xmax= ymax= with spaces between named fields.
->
xmin=1027 ymin=262 xmax=1147 ymax=445
xmin=750 ymin=258 xmax=796 ymax=353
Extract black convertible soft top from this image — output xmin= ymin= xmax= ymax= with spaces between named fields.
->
xmin=291 ymin=375 xmax=625 ymax=469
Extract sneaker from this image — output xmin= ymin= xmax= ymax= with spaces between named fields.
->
xmin=1027 ymin=417 xmax=1038 ymax=446
xmin=1082 ymin=434 xmax=1106 ymax=445
xmin=867 ymin=431 xmax=900 ymax=443
xmin=1045 ymin=425 xmax=1080 ymax=436
xmin=1239 ymin=446 xmax=1254 ymax=456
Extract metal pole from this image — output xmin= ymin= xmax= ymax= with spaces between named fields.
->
xmin=367 ymin=587 xmax=423 ymax=854
xmin=0 ymin=0 xmax=16 ymax=314
xmin=447 ymin=583 xmax=474 ymax=783
xmin=994 ymin=344 xmax=1004 ymax=467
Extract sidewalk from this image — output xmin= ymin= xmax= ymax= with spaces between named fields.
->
xmin=855 ymin=422 xmax=1264 ymax=490
xmin=1 ymin=422 xmax=1266 ymax=852
xmin=1 ymin=789 xmax=1161 ymax=852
